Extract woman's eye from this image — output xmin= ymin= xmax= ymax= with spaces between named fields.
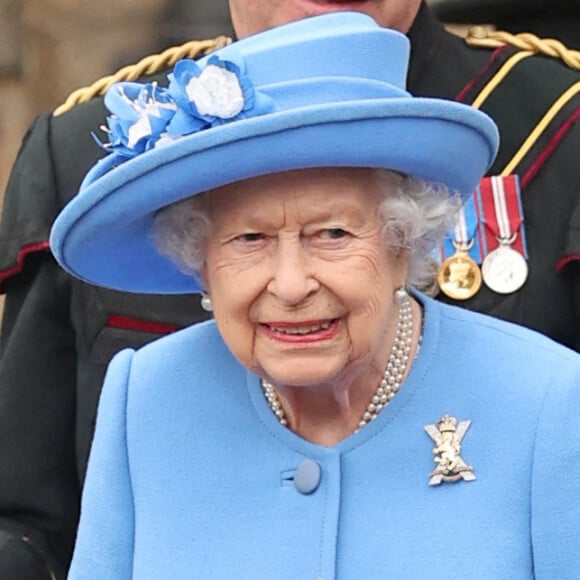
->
xmin=324 ymin=228 xmax=348 ymax=240
xmin=237 ymin=232 xmax=265 ymax=243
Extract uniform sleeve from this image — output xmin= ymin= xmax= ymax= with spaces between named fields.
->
xmin=0 ymin=113 xmax=59 ymax=287
xmin=0 ymin=97 xmax=106 ymax=289
xmin=531 ymin=354 xmax=580 ymax=578
xmin=68 ymin=349 xmax=136 ymax=579
xmin=0 ymin=114 xmax=80 ymax=580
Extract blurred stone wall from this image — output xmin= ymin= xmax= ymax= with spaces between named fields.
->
xmin=0 ymin=0 xmax=165 ymax=206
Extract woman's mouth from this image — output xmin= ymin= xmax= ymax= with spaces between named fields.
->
xmin=269 ymin=321 xmax=332 ymax=334
xmin=261 ymin=319 xmax=340 ymax=342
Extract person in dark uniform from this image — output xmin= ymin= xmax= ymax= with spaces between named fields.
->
xmin=0 ymin=1 xmax=578 ymax=578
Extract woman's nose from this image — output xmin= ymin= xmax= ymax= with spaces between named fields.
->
xmin=266 ymin=240 xmax=319 ymax=305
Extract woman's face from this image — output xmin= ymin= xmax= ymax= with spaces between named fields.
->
xmin=202 ymin=167 xmax=410 ymax=388
xmin=229 ymin=0 xmax=422 ymax=39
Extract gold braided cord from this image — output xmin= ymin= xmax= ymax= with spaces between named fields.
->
xmin=466 ymin=27 xmax=580 ymax=71
xmin=53 ymin=36 xmax=233 ymax=116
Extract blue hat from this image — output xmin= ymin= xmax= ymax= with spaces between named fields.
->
xmin=50 ymin=12 xmax=499 ymax=294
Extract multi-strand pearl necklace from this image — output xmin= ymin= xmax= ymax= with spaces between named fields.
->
xmin=261 ymin=287 xmax=414 ymax=433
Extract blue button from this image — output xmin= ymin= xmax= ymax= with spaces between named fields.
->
xmin=294 ymin=459 xmax=322 ymax=495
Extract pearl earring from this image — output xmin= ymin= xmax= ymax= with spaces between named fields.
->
xmin=395 ymin=286 xmax=409 ymax=304
xmin=201 ymin=293 xmax=213 ymax=312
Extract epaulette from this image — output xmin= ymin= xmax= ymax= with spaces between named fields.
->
xmin=53 ymin=35 xmax=232 ymax=116
xmin=465 ymin=27 xmax=580 ymax=71
xmin=458 ymin=28 xmax=580 ymax=182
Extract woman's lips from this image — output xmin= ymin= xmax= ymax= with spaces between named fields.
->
xmin=261 ymin=318 xmax=341 ymax=343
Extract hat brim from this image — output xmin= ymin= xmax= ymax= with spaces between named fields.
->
xmin=50 ymin=97 xmax=498 ymax=294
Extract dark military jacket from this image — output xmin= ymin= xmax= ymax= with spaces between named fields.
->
xmin=0 ymin=3 xmax=578 ymax=578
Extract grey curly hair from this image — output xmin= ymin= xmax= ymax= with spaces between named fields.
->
xmin=151 ymin=169 xmax=461 ymax=291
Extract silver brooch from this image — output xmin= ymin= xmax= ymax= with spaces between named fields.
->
xmin=424 ymin=414 xmax=476 ymax=486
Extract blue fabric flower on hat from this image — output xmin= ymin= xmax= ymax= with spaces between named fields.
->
xmin=99 ymin=82 xmax=177 ymax=158
xmin=98 ymin=52 xmax=277 ymax=159
xmin=166 ymin=55 xmax=274 ymax=136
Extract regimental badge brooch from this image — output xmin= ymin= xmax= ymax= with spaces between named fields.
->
xmin=424 ymin=414 xmax=476 ymax=486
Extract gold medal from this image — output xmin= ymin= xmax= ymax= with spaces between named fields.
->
xmin=437 ymin=240 xmax=482 ymax=301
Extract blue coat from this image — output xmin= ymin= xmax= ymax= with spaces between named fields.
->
xmin=68 ymin=296 xmax=580 ymax=579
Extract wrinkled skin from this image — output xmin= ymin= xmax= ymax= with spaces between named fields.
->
xmin=202 ymin=168 xmax=417 ymax=444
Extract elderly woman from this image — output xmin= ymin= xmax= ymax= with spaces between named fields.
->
xmin=50 ymin=13 xmax=579 ymax=580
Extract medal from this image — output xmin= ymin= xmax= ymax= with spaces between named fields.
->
xmin=476 ymin=175 xmax=528 ymax=294
xmin=482 ymin=238 xmax=528 ymax=294
xmin=438 ymin=197 xmax=483 ymax=300
xmin=438 ymin=240 xmax=482 ymax=300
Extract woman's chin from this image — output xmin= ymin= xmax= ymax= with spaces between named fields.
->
xmin=260 ymin=357 xmax=346 ymax=389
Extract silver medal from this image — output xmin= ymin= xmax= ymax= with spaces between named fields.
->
xmin=482 ymin=244 xmax=528 ymax=294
